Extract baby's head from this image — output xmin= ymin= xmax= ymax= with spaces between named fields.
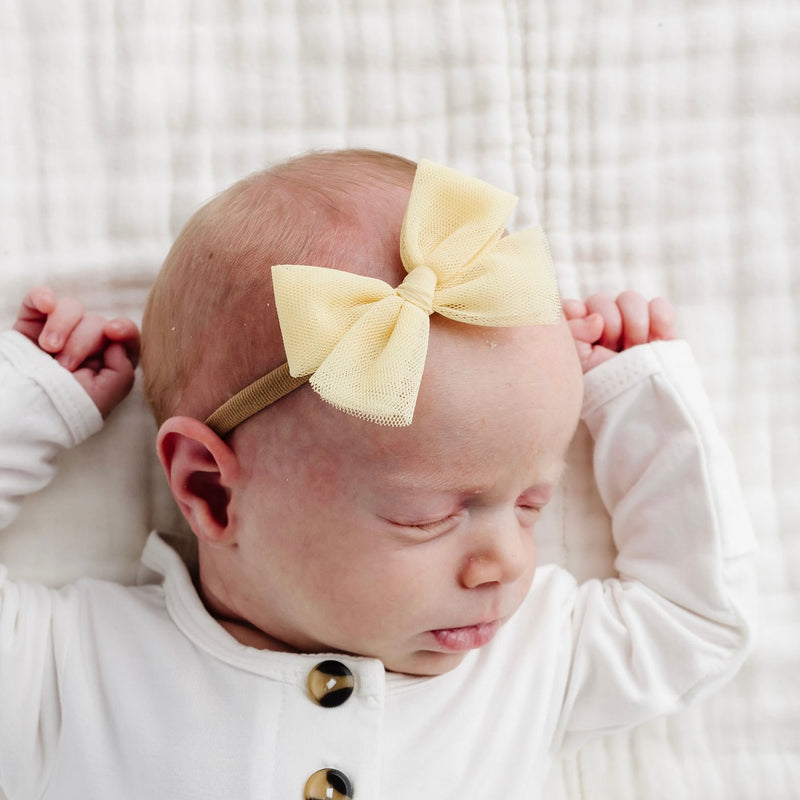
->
xmin=142 ymin=150 xmax=583 ymax=676
xmin=143 ymin=149 xmax=417 ymax=427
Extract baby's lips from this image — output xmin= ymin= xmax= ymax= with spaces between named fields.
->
xmin=429 ymin=620 xmax=500 ymax=651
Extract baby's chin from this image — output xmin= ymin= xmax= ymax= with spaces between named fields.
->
xmin=382 ymin=649 xmax=471 ymax=677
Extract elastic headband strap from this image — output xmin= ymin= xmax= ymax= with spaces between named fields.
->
xmin=204 ymin=362 xmax=308 ymax=437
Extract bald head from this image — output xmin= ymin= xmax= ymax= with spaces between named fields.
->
xmin=141 ymin=150 xmax=416 ymax=426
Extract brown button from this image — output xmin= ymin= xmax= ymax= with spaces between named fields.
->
xmin=307 ymin=660 xmax=355 ymax=708
xmin=304 ymin=768 xmax=353 ymax=799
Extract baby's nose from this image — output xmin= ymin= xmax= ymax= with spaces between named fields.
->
xmin=458 ymin=511 xmax=532 ymax=589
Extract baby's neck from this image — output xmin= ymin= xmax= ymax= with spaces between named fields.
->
xmin=193 ymin=556 xmax=296 ymax=652
xmin=213 ymin=612 xmax=296 ymax=652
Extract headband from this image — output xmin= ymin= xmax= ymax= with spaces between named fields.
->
xmin=204 ymin=159 xmax=561 ymax=435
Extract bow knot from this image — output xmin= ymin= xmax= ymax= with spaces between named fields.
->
xmin=395 ymin=265 xmax=437 ymax=315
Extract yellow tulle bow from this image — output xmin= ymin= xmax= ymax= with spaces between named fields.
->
xmin=203 ymin=160 xmax=562 ymax=435
xmin=271 ymin=159 xmax=561 ymax=427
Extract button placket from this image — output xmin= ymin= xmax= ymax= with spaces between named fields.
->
xmin=271 ymin=657 xmax=383 ymax=798
xmin=303 ymin=661 xmax=357 ymax=796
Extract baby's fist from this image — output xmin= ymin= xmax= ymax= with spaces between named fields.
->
xmin=13 ymin=286 xmax=140 ymax=418
xmin=564 ymin=291 xmax=675 ymax=373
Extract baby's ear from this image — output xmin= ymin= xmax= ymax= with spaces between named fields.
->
xmin=156 ymin=417 xmax=241 ymax=545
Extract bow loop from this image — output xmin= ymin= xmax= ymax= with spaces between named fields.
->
xmin=400 ymin=160 xmax=517 ymax=287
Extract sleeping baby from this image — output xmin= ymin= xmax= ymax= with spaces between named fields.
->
xmin=0 ymin=151 xmax=756 ymax=799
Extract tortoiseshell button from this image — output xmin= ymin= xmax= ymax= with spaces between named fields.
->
xmin=304 ymin=768 xmax=353 ymax=799
xmin=307 ymin=660 xmax=355 ymax=708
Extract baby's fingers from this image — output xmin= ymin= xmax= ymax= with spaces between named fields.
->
xmin=566 ymin=314 xmax=610 ymax=374
xmin=649 ymin=297 xmax=676 ymax=341
xmin=74 ymin=342 xmax=137 ymax=418
xmin=562 ymin=299 xmax=588 ymax=321
xmin=616 ymin=291 xmax=651 ymax=349
xmin=567 ymin=313 xmax=604 ymax=345
xmin=16 ymin=285 xmax=56 ymax=321
xmin=53 ymin=314 xmax=108 ymax=371
xmin=37 ymin=296 xmax=85 ymax=354
xmin=104 ymin=318 xmax=141 ymax=369
xmin=585 ymin=294 xmax=623 ymax=350
xmin=13 ymin=286 xmax=57 ymax=343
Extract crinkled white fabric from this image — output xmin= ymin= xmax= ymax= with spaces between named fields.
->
xmin=0 ymin=333 xmax=755 ymax=799
xmin=0 ymin=332 xmax=102 ymax=530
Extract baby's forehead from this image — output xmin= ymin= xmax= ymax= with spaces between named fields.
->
xmin=238 ymin=317 xmax=579 ymax=481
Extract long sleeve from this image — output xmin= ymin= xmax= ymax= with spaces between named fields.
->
xmin=553 ymin=340 xmax=757 ymax=753
xmin=0 ymin=330 xmax=102 ymax=529
xmin=0 ymin=330 xmax=102 ymax=798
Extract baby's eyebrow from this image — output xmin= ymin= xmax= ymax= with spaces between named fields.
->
xmin=381 ymin=463 xmax=567 ymax=498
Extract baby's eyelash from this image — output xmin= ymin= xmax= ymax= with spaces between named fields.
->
xmin=516 ymin=505 xmax=542 ymax=521
xmin=413 ymin=515 xmax=459 ymax=534
xmin=386 ymin=499 xmax=548 ymax=541
xmin=389 ymin=510 xmax=466 ymax=540
xmin=381 ymin=511 xmax=460 ymax=541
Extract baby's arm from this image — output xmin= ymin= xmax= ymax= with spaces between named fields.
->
xmin=552 ymin=296 xmax=756 ymax=752
xmin=0 ymin=287 xmax=139 ymax=528
xmin=0 ymin=288 xmax=138 ymax=797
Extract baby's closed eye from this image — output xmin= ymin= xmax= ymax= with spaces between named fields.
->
xmin=381 ymin=509 xmax=467 ymax=542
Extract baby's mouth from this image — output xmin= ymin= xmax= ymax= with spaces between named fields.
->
xmin=429 ymin=620 xmax=501 ymax=651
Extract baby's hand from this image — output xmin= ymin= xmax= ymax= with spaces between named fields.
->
xmin=564 ymin=291 xmax=675 ymax=373
xmin=13 ymin=286 xmax=140 ymax=418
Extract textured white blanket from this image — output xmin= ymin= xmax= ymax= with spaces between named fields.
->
xmin=0 ymin=1 xmax=797 ymax=797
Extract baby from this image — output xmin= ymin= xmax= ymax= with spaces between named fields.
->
xmin=0 ymin=151 xmax=756 ymax=799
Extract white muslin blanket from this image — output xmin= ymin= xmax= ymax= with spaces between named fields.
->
xmin=0 ymin=1 xmax=796 ymax=797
